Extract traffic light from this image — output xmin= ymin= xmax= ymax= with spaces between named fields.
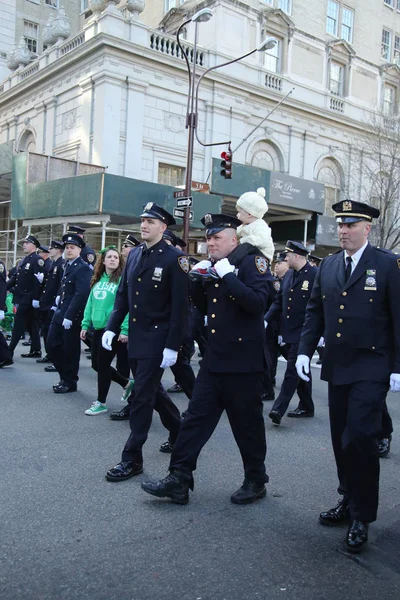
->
xmin=220 ymin=148 xmax=232 ymax=179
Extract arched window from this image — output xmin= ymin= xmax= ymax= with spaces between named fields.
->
xmin=250 ymin=140 xmax=283 ymax=172
xmin=18 ymin=129 xmax=36 ymax=153
xmin=316 ymin=158 xmax=344 ymax=216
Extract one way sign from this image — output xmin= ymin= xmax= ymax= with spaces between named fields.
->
xmin=173 ymin=207 xmax=193 ymax=221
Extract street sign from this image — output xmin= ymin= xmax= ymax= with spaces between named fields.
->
xmin=173 ymin=189 xmax=187 ymax=199
xmin=191 ymin=181 xmax=210 ymax=193
xmin=176 ymin=196 xmax=193 ymax=208
xmin=173 ymin=207 xmax=194 ymax=221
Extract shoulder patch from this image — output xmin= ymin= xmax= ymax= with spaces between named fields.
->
xmin=38 ymin=259 xmax=44 ymax=267
xmin=397 ymin=258 xmax=400 ymax=269
xmin=87 ymin=254 xmax=95 ymax=263
xmin=178 ymin=256 xmax=189 ymax=273
xmin=0 ymin=264 xmax=4 ymax=273
xmin=255 ymin=256 xmax=268 ymax=274
xmin=273 ymin=280 xmax=280 ymax=292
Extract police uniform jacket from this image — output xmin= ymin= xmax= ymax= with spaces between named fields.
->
xmin=191 ymin=253 xmax=272 ymax=373
xmin=39 ymin=256 xmax=65 ymax=310
xmin=80 ymin=244 xmax=96 ymax=270
xmin=43 ymin=257 xmax=53 ymax=274
xmin=6 ymin=251 xmax=44 ymax=306
xmin=265 ymin=263 xmax=317 ymax=344
xmin=52 ymin=257 xmax=92 ymax=326
xmin=298 ymin=244 xmax=400 ymax=385
xmin=107 ymin=239 xmax=190 ymax=359
xmin=0 ymin=259 xmax=6 ymax=310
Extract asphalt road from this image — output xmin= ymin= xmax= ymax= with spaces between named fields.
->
xmin=0 ymin=346 xmax=399 ymax=600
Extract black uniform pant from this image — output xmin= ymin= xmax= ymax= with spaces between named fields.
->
xmin=0 ymin=330 xmax=12 ymax=361
xmin=47 ymin=321 xmax=82 ymax=387
xmin=329 ymin=380 xmax=388 ymax=523
xmin=272 ymin=342 xmax=314 ymax=416
xmin=171 ymin=337 xmax=196 ymax=399
xmin=192 ymin=307 xmax=207 ymax=357
xmin=380 ymin=399 xmax=393 ymax=439
xmin=265 ymin=329 xmax=280 ymax=387
xmin=116 ymin=343 xmax=130 ymax=379
xmin=170 ymin=367 xmax=268 ymax=484
xmin=9 ymin=304 xmax=41 ymax=354
xmin=40 ymin=309 xmax=53 ymax=356
xmin=91 ymin=329 xmax=129 ymax=403
xmin=121 ymin=357 xmax=182 ymax=462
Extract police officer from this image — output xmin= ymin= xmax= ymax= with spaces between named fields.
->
xmin=265 ymin=241 xmax=317 ymax=425
xmin=7 ymin=235 xmax=45 ymax=359
xmin=308 ymin=255 xmax=322 ymax=268
xmin=66 ymin=225 xmax=97 ymax=269
xmin=37 ymin=240 xmax=65 ymax=365
xmin=103 ymin=203 xmax=189 ymax=481
xmin=0 ymin=258 xmax=13 ymax=368
xmin=296 ymin=200 xmax=400 ymax=553
xmin=47 ymin=233 xmax=92 ymax=393
xmin=121 ymin=234 xmax=141 ymax=261
xmin=140 ymin=213 xmax=271 ymax=505
xmin=38 ymin=245 xmax=53 ymax=274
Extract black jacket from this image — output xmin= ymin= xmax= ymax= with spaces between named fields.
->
xmin=6 ymin=251 xmax=44 ymax=305
xmin=40 ymin=256 xmax=65 ymax=310
xmin=52 ymin=257 xmax=92 ymax=325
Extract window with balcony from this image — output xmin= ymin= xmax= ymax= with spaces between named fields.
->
xmin=382 ymin=29 xmax=392 ymax=60
xmin=329 ymin=61 xmax=344 ymax=96
xmin=265 ymin=39 xmax=281 ymax=73
xmin=341 ymin=7 xmax=354 ymax=43
xmin=327 ymin=0 xmax=339 ymax=36
xmin=23 ymin=20 xmax=39 ymax=54
xmin=158 ymin=163 xmax=185 ymax=187
xmin=383 ymin=84 xmax=396 ymax=116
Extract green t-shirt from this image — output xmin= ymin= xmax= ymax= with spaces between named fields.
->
xmin=81 ymin=273 xmax=128 ymax=334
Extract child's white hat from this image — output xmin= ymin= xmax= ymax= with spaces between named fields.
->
xmin=236 ymin=187 xmax=268 ymax=219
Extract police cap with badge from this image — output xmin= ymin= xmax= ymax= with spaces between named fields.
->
xmin=38 ymin=245 xmax=50 ymax=254
xmin=62 ymin=233 xmax=86 ymax=248
xmin=141 ymin=202 xmax=176 ymax=226
xmin=332 ymin=200 xmax=380 ymax=223
xmin=24 ymin=235 xmax=41 ymax=248
xmin=67 ymin=225 xmax=86 ymax=235
xmin=285 ymin=240 xmax=309 ymax=256
xmin=123 ymin=234 xmax=141 ymax=248
xmin=201 ymin=213 xmax=242 ymax=235
xmin=50 ymin=240 xmax=65 ymax=250
xmin=275 ymin=251 xmax=287 ymax=263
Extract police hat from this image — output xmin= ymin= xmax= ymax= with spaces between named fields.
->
xmin=67 ymin=225 xmax=86 ymax=234
xmin=38 ymin=245 xmax=50 ymax=253
xmin=285 ymin=240 xmax=309 ymax=256
xmin=275 ymin=251 xmax=287 ymax=263
xmin=24 ymin=235 xmax=40 ymax=248
xmin=175 ymin=237 xmax=186 ymax=249
xmin=308 ymin=254 xmax=322 ymax=265
xmin=50 ymin=240 xmax=65 ymax=250
xmin=62 ymin=233 xmax=86 ymax=249
xmin=332 ymin=200 xmax=380 ymax=223
xmin=163 ymin=229 xmax=178 ymax=246
xmin=123 ymin=234 xmax=141 ymax=247
xmin=201 ymin=213 xmax=242 ymax=235
xmin=140 ymin=202 xmax=176 ymax=226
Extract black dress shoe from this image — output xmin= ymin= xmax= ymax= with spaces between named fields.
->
xmin=345 ymin=520 xmax=369 ymax=553
xmin=167 ymin=383 xmax=184 ymax=393
xmin=287 ymin=408 xmax=314 ymax=418
xmin=159 ymin=441 xmax=174 ymax=453
xmin=105 ymin=461 xmax=143 ymax=482
xmin=269 ymin=410 xmax=281 ymax=425
xmin=231 ymin=481 xmax=266 ymax=505
xmin=141 ymin=470 xmax=193 ymax=504
xmin=53 ymin=384 xmax=77 ymax=394
xmin=319 ymin=497 xmax=350 ymax=526
xmin=44 ymin=364 xmax=57 ymax=372
xmin=21 ymin=340 xmax=31 ymax=347
xmin=53 ymin=381 xmax=63 ymax=390
xmin=109 ymin=405 xmax=130 ymax=421
xmin=21 ymin=351 xmax=42 ymax=358
xmin=378 ymin=435 xmax=392 ymax=458
xmin=0 ymin=358 xmax=13 ymax=368
xmin=36 ymin=355 xmax=52 ymax=363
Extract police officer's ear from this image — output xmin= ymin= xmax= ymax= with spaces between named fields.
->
xmin=160 ymin=223 xmax=167 ymax=233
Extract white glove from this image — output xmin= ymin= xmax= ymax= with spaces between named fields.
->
xmin=390 ymin=373 xmax=400 ymax=393
xmin=191 ymin=259 xmax=212 ymax=271
xmin=102 ymin=330 xmax=116 ymax=351
xmin=62 ymin=318 xmax=72 ymax=330
xmin=34 ymin=272 xmax=44 ymax=284
xmin=214 ymin=258 xmax=235 ymax=279
xmin=296 ymin=354 xmax=311 ymax=382
xmin=55 ymin=295 xmax=60 ymax=306
xmin=204 ymin=316 xmax=208 ymax=326
xmin=317 ymin=337 xmax=325 ymax=348
xmin=0 ymin=310 xmax=4 ymax=320
xmin=278 ymin=335 xmax=286 ymax=347
xmin=264 ymin=321 xmax=268 ymax=329
xmin=160 ymin=348 xmax=178 ymax=369
xmin=51 ymin=306 xmax=57 ymax=312
xmin=32 ymin=300 xmax=40 ymax=308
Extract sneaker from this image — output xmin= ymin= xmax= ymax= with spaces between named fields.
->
xmin=121 ymin=379 xmax=134 ymax=403
xmin=85 ymin=401 xmax=108 ymax=416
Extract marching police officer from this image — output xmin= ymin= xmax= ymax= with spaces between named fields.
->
xmin=265 ymin=241 xmax=317 ymax=425
xmin=296 ymin=200 xmax=400 ymax=553
xmin=0 ymin=258 xmax=13 ymax=368
xmin=141 ymin=213 xmax=271 ymax=505
xmin=38 ymin=245 xmax=53 ymax=274
xmin=103 ymin=203 xmax=189 ymax=481
xmin=47 ymin=233 xmax=92 ymax=393
xmin=37 ymin=240 xmax=65 ymax=365
xmin=66 ymin=225 xmax=97 ymax=269
xmin=121 ymin=234 xmax=141 ymax=261
xmin=7 ymin=235 xmax=45 ymax=359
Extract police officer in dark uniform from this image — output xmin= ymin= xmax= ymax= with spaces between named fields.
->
xmin=141 ymin=213 xmax=271 ymax=505
xmin=37 ymin=240 xmax=65 ymax=365
xmin=121 ymin=234 xmax=141 ymax=261
xmin=66 ymin=225 xmax=97 ymax=270
xmin=0 ymin=258 xmax=13 ymax=367
xmin=265 ymin=241 xmax=317 ymax=425
xmin=296 ymin=200 xmax=400 ymax=553
xmin=7 ymin=235 xmax=45 ymax=359
xmin=47 ymin=233 xmax=92 ymax=393
xmin=103 ymin=203 xmax=189 ymax=481
xmin=38 ymin=245 xmax=53 ymax=274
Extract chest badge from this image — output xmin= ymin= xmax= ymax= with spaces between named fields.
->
xmin=273 ymin=280 xmax=280 ymax=292
xmin=25 ymin=263 xmax=30 ymax=270
xmin=152 ymin=267 xmax=163 ymax=281
xmin=364 ymin=269 xmax=377 ymax=291
xmin=301 ymin=280 xmax=309 ymax=291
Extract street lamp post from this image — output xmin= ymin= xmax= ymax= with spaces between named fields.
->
xmin=177 ymin=10 xmax=277 ymax=245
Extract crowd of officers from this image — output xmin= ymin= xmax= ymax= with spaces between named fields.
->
xmin=0 ymin=198 xmax=399 ymax=555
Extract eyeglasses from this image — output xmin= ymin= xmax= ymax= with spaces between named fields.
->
xmin=122 ymin=244 xmax=131 ymax=248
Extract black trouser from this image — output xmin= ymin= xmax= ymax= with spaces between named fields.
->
xmin=121 ymin=357 xmax=182 ymax=462
xmin=9 ymin=304 xmax=41 ymax=354
xmin=170 ymin=367 xmax=268 ymax=485
xmin=0 ymin=330 xmax=12 ymax=361
xmin=265 ymin=328 xmax=280 ymax=387
xmin=171 ymin=337 xmax=196 ymax=399
xmin=192 ymin=308 xmax=207 ymax=357
xmin=328 ymin=380 xmax=388 ymax=523
xmin=91 ymin=329 xmax=129 ymax=403
xmin=40 ymin=309 xmax=53 ymax=357
xmin=271 ymin=342 xmax=314 ymax=416
xmin=380 ymin=399 xmax=393 ymax=439
xmin=116 ymin=342 xmax=130 ymax=379
xmin=47 ymin=320 xmax=82 ymax=387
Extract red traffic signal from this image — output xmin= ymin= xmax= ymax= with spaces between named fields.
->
xmin=220 ymin=149 xmax=232 ymax=179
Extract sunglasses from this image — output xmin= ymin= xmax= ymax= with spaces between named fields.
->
xmin=122 ymin=244 xmax=131 ymax=248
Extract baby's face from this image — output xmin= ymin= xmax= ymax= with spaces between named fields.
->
xmin=236 ymin=206 xmax=253 ymax=224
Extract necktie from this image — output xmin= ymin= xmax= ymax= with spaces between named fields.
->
xmin=345 ymin=256 xmax=352 ymax=283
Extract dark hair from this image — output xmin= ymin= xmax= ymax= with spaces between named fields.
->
xmin=90 ymin=247 xmax=123 ymax=288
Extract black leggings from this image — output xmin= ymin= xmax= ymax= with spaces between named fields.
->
xmin=91 ymin=329 xmax=129 ymax=403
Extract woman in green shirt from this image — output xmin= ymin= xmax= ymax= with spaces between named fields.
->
xmin=81 ymin=246 xmax=133 ymax=415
